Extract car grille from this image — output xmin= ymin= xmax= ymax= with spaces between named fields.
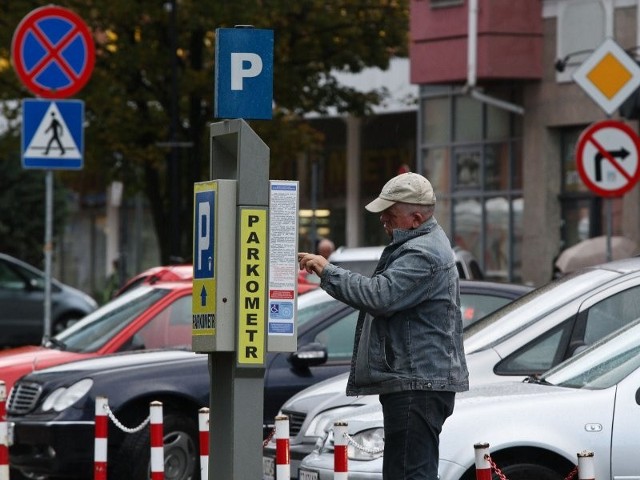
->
xmin=282 ymin=410 xmax=306 ymax=437
xmin=7 ymin=382 xmax=42 ymax=415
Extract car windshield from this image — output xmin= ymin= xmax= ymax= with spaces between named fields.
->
xmin=53 ymin=286 xmax=171 ymax=352
xmin=541 ymin=317 xmax=640 ymax=389
xmin=463 ymin=268 xmax=620 ymax=352
xmin=297 ymin=290 xmax=341 ymax=326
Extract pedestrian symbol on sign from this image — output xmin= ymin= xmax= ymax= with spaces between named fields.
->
xmin=44 ymin=113 xmax=66 ymax=155
xmin=24 ymin=103 xmax=78 ymax=159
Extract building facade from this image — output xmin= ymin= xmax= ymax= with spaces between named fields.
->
xmin=408 ymin=0 xmax=640 ymax=285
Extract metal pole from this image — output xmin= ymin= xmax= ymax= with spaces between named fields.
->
xmin=606 ymin=198 xmax=612 ymax=261
xmin=310 ymin=160 xmax=318 ymax=250
xmin=44 ymin=170 xmax=53 ymax=341
xmin=168 ymin=0 xmax=180 ymax=261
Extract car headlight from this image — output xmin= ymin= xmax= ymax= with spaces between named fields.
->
xmin=304 ymin=405 xmax=364 ymax=437
xmin=346 ymin=428 xmax=384 ymax=461
xmin=41 ymin=379 xmax=93 ymax=412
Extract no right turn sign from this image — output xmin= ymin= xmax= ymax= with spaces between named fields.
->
xmin=576 ymin=120 xmax=640 ymax=197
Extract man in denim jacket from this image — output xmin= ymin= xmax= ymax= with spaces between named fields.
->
xmin=298 ymin=172 xmax=468 ymax=480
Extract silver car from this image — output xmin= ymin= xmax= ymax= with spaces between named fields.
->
xmin=264 ymin=256 xmax=640 ymax=479
xmin=0 ymin=252 xmax=98 ymax=346
xmin=299 ymin=316 xmax=640 ymax=480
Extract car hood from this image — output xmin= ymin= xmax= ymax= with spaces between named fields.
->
xmin=339 ymin=381 xmax=606 ymax=435
xmin=18 ymin=349 xmax=202 ymax=384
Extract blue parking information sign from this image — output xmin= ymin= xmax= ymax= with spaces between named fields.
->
xmin=214 ymin=27 xmax=274 ymax=120
xmin=192 ymin=181 xmax=217 ymax=337
xmin=22 ymin=98 xmax=84 ymax=169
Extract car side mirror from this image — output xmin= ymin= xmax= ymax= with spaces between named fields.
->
xmin=289 ymin=342 xmax=327 ymax=369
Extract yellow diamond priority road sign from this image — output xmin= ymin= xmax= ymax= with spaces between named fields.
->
xmin=573 ymin=38 xmax=640 ymax=115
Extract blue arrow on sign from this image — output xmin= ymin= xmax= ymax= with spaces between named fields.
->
xmin=21 ymin=98 xmax=84 ymax=170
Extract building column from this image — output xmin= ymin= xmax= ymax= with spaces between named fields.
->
xmin=345 ymin=115 xmax=362 ymax=247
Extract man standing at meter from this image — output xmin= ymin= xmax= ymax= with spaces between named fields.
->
xmin=298 ymin=172 xmax=468 ymax=480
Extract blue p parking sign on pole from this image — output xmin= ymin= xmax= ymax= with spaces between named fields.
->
xmin=214 ymin=27 xmax=274 ymax=120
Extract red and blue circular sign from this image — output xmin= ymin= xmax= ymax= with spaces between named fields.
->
xmin=576 ymin=120 xmax=640 ymax=197
xmin=11 ymin=6 xmax=95 ymax=99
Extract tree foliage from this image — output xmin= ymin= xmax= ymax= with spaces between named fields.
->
xmin=0 ymin=0 xmax=408 ymax=263
xmin=0 ymin=132 xmax=68 ymax=267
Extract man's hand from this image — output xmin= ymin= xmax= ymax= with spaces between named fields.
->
xmin=298 ymin=252 xmax=329 ymax=276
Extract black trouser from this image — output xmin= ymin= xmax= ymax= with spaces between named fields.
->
xmin=379 ymin=390 xmax=455 ymax=480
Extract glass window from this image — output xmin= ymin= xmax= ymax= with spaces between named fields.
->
xmin=135 ymin=295 xmax=192 ymax=349
xmin=423 ymin=146 xmax=450 ymax=193
xmin=484 ymin=143 xmax=510 ymax=190
xmin=496 ymin=324 xmax=569 ymax=374
xmin=453 ymin=146 xmax=482 ymax=190
xmin=454 ymin=95 xmax=482 ymax=142
xmin=583 ymin=286 xmax=640 ymax=345
xmin=0 ymin=260 xmax=27 ymax=290
xmin=420 ymin=87 xmax=523 ymax=282
xmin=486 ymin=104 xmax=510 ymax=141
xmin=57 ymin=286 xmax=171 ymax=352
xmin=422 ymin=97 xmax=450 ymax=144
xmin=562 ymin=127 xmax=588 ymax=193
xmin=453 ymin=198 xmax=481 ymax=258
xmin=314 ymin=310 xmax=358 ymax=362
xmin=486 ymin=197 xmax=510 ymax=276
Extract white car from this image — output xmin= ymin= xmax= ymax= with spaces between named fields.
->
xmin=329 ymin=245 xmax=484 ymax=280
xmin=299 ymin=316 xmax=640 ymax=480
xmin=264 ymin=256 xmax=640 ymax=478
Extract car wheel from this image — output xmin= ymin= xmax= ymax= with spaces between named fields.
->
xmin=111 ymin=413 xmax=199 ymax=480
xmin=498 ymin=463 xmax=564 ymax=480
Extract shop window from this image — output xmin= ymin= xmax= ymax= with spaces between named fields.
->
xmin=419 ymin=86 xmax=523 ymax=282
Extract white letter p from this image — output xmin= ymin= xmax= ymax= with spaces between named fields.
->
xmin=231 ymin=53 xmax=263 ymax=90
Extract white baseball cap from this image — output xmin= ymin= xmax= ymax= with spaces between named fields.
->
xmin=365 ymin=172 xmax=436 ymax=213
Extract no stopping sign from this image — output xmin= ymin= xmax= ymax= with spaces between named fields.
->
xmin=11 ymin=6 xmax=95 ymax=98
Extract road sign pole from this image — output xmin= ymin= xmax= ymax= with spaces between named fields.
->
xmin=606 ymin=199 xmax=613 ymax=262
xmin=43 ymin=171 xmax=53 ymax=341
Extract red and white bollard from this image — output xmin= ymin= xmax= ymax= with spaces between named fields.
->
xmin=94 ymin=396 xmax=109 ymax=480
xmin=333 ymin=421 xmax=348 ymax=480
xmin=474 ymin=442 xmax=491 ymax=480
xmin=0 ymin=381 xmax=9 ymax=480
xmin=577 ymin=451 xmax=595 ymax=480
xmin=199 ymin=408 xmax=209 ymax=480
xmin=150 ymin=401 xmax=164 ymax=480
xmin=275 ymin=415 xmax=290 ymax=480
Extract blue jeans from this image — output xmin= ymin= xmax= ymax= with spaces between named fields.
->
xmin=379 ymin=390 xmax=455 ymax=480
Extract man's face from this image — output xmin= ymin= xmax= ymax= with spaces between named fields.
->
xmin=379 ymin=203 xmax=415 ymax=238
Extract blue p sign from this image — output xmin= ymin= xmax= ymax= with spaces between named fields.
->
xmin=194 ymin=189 xmax=215 ymax=279
xmin=214 ymin=27 xmax=274 ymax=120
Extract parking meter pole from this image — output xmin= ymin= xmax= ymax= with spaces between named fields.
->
xmin=43 ymin=170 xmax=53 ymax=341
xmin=207 ymin=119 xmax=269 ymax=480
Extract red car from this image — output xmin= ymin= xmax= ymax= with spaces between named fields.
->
xmin=114 ymin=264 xmax=193 ymax=297
xmin=0 ymin=281 xmax=192 ymax=392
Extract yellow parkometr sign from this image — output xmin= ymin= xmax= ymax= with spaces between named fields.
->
xmin=237 ymin=208 xmax=267 ymax=365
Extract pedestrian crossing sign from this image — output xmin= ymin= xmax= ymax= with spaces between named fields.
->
xmin=21 ymin=98 xmax=84 ymax=170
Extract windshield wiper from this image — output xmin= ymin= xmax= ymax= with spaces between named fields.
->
xmin=44 ymin=337 xmax=67 ymax=351
xmin=523 ymin=374 xmax=553 ymax=385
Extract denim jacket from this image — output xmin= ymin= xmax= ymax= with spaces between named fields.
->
xmin=321 ymin=217 xmax=469 ymax=396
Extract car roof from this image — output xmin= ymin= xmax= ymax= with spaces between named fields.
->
xmin=116 ymin=264 xmax=193 ymax=296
